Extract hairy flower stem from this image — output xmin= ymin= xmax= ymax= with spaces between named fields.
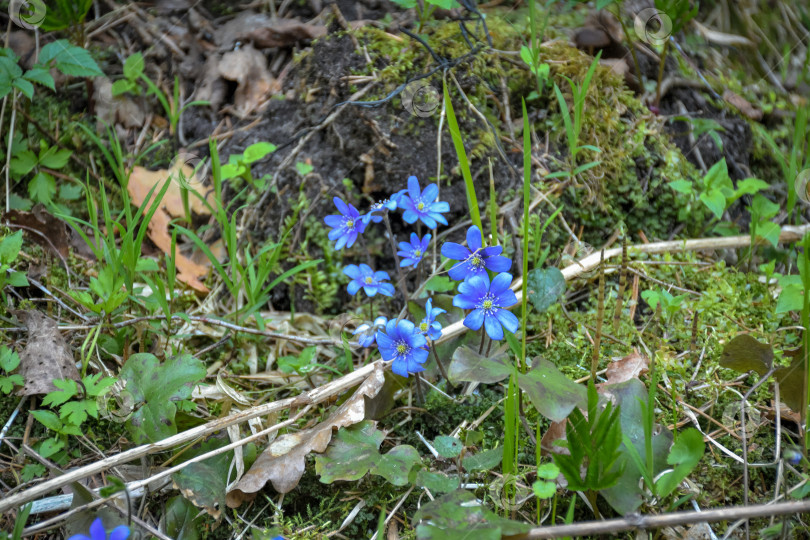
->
xmin=414 ymin=372 xmax=425 ymax=404
xmin=383 ymin=212 xmax=409 ymax=302
xmin=478 ymin=331 xmax=486 ymax=355
xmin=431 ymin=343 xmax=451 ymax=384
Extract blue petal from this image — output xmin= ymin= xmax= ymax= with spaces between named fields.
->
xmin=378 ymin=283 xmax=395 ymax=297
xmin=392 ymin=358 xmax=408 ymax=377
xmin=422 ymin=183 xmax=439 ymax=202
xmin=89 ymin=518 xmax=106 ymax=540
xmin=67 ymin=536 xmax=92 ymax=540
xmin=358 ymin=263 xmax=372 ymax=275
xmin=347 ymin=281 xmax=361 ymax=295
xmin=363 ymin=285 xmax=378 ymax=296
xmin=441 ymin=243 xmax=470 ymax=261
xmin=494 ymin=288 xmax=519 ymax=308
xmin=447 ymin=263 xmax=468 ymax=281
xmin=420 ymin=215 xmax=437 ymax=229
xmin=431 ymin=201 xmax=450 ymax=212
xmin=466 ymin=274 xmax=490 ymax=296
xmin=373 ymin=271 xmax=391 ymax=281
xmin=490 ymin=273 xmax=513 ymax=295
xmin=398 ymin=240 xmax=411 ymax=251
xmin=376 ymin=330 xmax=393 ymax=348
xmin=421 ymin=234 xmax=431 ymax=249
xmin=412 ymin=347 xmax=429 ymax=364
xmin=344 ymin=230 xmax=358 ymax=248
xmin=328 ymin=228 xmax=343 ymax=240
xmin=407 ymin=359 xmax=426 ymax=374
xmin=464 ymin=309 xmax=485 ymax=331
xmin=324 ymin=215 xmax=342 ymax=227
xmin=402 ymin=210 xmax=418 ymax=224
xmin=480 ymin=246 xmax=503 ymax=257
xmin=334 ymin=235 xmax=347 ymax=250
xmin=374 ymin=316 xmax=388 ymax=326
xmin=400 ymin=257 xmax=415 ymax=267
xmin=495 ymin=309 xmax=520 ymax=334
xmin=343 ymin=265 xmax=361 ymax=279
xmin=333 ymin=197 xmax=349 ymax=216
xmin=453 ymin=294 xmax=477 ymax=310
xmin=431 ymin=212 xmax=449 ymax=226
xmin=407 ymin=176 xmax=421 ymax=200
xmin=466 ymin=226 xmax=482 ymax=251
xmin=385 ymin=319 xmax=398 ymax=336
xmin=486 ymin=255 xmax=512 ymax=273
xmin=484 ymin=314 xmax=504 ymax=340
xmin=109 ymin=525 xmax=131 ymax=540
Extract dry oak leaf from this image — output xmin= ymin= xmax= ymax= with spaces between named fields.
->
xmin=226 ymin=362 xmax=386 ymax=506
xmin=4 ymin=205 xmax=71 ymax=258
xmin=218 ymin=45 xmax=280 ymax=117
xmin=215 ymin=12 xmax=326 ymax=50
xmin=14 ymin=310 xmax=80 ymax=396
xmin=604 ymin=351 xmax=649 ymax=386
xmin=127 ymin=163 xmax=212 ymax=293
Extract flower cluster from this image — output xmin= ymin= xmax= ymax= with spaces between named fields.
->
xmin=442 ymin=225 xmax=519 ymax=340
xmin=68 ymin=518 xmax=129 ymax=540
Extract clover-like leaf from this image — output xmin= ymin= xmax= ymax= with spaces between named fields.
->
xmin=447 ymin=345 xmax=511 ymax=384
xmin=526 ymin=267 xmax=566 ymax=313
xmin=315 ymin=420 xmax=421 ymax=486
xmin=433 ymin=436 xmax=462 ymax=458
xmin=655 ymin=428 xmax=704 ymax=498
xmin=412 ymin=490 xmax=531 ymax=539
xmin=461 ymin=447 xmax=502 ymax=472
xmin=120 ymin=353 xmax=206 ymax=444
xmin=518 ymin=358 xmax=586 ymax=423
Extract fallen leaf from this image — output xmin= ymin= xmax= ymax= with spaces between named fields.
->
xmin=540 ymin=419 xmax=568 ymax=457
xmin=4 ymin=205 xmax=71 ymax=258
xmin=603 ymin=351 xmax=649 ymax=386
xmin=218 ymin=45 xmax=280 ymax=117
xmin=93 ymin=77 xmax=145 ymax=129
xmin=723 ymin=90 xmax=763 ymax=121
xmin=774 ymin=349 xmax=806 ymax=415
xmin=127 ymin=163 xmax=213 ymax=293
xmin=215 ymin=12 xmax=326 ymax=50
xmin=14 ymin=310 xmax=80 ymax=396
xmin=720 ymin=334 xmax=773 ymax=376
xmin=226 ymin=362 xmax=385 ymax=505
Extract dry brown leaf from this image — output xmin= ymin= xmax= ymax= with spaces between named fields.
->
xmin=540 ymin=419 xmax=568 ymax=457
xmin=127 ymin=163 xmax=213 ymax=293
xmin=216 ymin=12 xmax=326 ymax=50
xmin=93 ymin=78 xmax=144 ymax=129
xmin=4 ymin=205 xmax=71 ymax=258
xmin=723 ymin=90 xmax=763 ymax=121
xmin=14 ymin=310 xmax=80 ymax=396
xmin=218 ymin=45 xmax=280 ymax=117
xmin=604 ymin=351 xmax=649 ymax=386
xmin=226 ymin=362 xmax=386 ymax=505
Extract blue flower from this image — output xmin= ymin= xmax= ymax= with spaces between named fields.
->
xmin=376 ymin=319 xmax=429 ymax=377
xmin=441 ymin=225 xmax=511 ymax=281
xmin=453 ymin=272 xmax=519 ymax=340
xmin=397 ymin=233 xmax=431 ymax=268
xmin=418 ymin=298 xmax=446 ymax=340
xmin=343 ymin=264 xmax=395 ymax=297
xmin=324 ymin=197 xmax=366 ymax=250
xmin=400 ymin=176 xmax=450 ymax=228
xmin=361 ymin=190 xmax=407 ymax=225
xmin=68 ymin=518 xmax=129 ymax=540
xmin=353 ymin=316 xmax=388 ymax=347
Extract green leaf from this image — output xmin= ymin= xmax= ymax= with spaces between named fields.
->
xmin=446 ymin=345 xmax=511 ymax=384
xmin=532 ymin=480 xmax=556 ymax=499
xmin=21 ymin=463 xmax=46 ymax=481
xmin=315 ymin=420 xmax=421 ymax=486
xmin=60 ymin=400 xmax=94 ymax=425
xmin=123 ymin=53 xmax=144 ymax=80
xmin=774 ymin=351 xmax=806 ymax=413
xmin=526 ymin=267 xmax=566 ymax=312
xmin=518 ymin=359 xmax=586 ymax=423
xmin=390 ymin=0 xmax=418 ymax=7
xmin=655 ymin=428 xmax=704 ymax=497
xmin=59 ymin=182 xmax=84 ymax=201
xmin=165 ymin=496 xmax=201 ymax=540
xmin=39 ymin=40 xmax=103 ymax=78
xmin=0 ymin=231 xmax=23 ymax=265
xmin=0 ymin=374 xmax=24 ymax=393
xmin=719 ymin=334 xmax=773 ymax=376
xmin=668 ymin=179 xmax=693 ymax=195
xmin=13 ymin=78 xmax=34 ymax=99
xmin=736 ymin=177 xmax=770 ymax=197
xmin=39 ymin=146 xmax=72 ymax=169
xmin=699 ymin=189 xmax=726 ymax=219
xmin=412 ymin=490 xmax=531 ymax=539
xmin=120 ymin=353 xmax=206 ymax=444
xmin=776 ymin=283 xmax=804 ymax=313
xmin=243 ymin=142 xmax=277 ymax=164
xmin=415 ymin=470 xmax=460 ymax=494
xmin=0 ymin=346 xmax=20 ymax=373
xmin=10 ymin=150 xmax=37 ymax=176
xmin=83 ymin=373 xmax=116 ymax=397
xmin=172 ymin=435 xmax=232 ymax=519
xmin=28 ymin=172 xmax=56 ymax=204
xmin=42 ymin=378 xmax=78 ymax=407
xmin=39 ymin=437 xmax=64 ymax=458
xmin=7 ymin=271 xmax=28 ymax=287
xmin=755 ymin=220 xmax=781 ymax=247
xmin=461 ymin=447 xmax=502 ymax=472
xmin=433 ymin=436 xmax=462 ymax=458
xmin=111 ymin=79 xmax=135 ymax=96
xmin=23 ymin=67 xmax=54 ymax=90
xmin=424 ymin=275 xmax=455 ymax=293
xmin=31 ymin=409 xmax=62 ymax=431
xmin=536 ymin=462 xmax=559 ymax=480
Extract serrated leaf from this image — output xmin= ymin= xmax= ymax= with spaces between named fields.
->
xmin=461 ymin=447 xmax=502 ymax=472
xmin=0 ymin=231 xmax=23 ymax=264
xmin=120 ymin=353 xmax=206 ymax=444
xmin=31 ymin=409 xmax=61 ymax=431
xmin=526 ymin=267 xmax=566 ymax=312
xmin=39 ymin=146 xmax=71 ymax=169
xmin=23 ymin=67 xmax=54 ymax=90
xmin=0 ymin=374 xmax=24 ymax=393
xmin=412 ymin=490 xmax=531 ymax=539
xmin=60 ymin=400 xmax=93 ymax=425
xmin=0 ymin=346 xmax=21 ymax=372
xmin=518 ymin=359 xmax=586 ymax=423
xmin=13 ymin=78 xmax=34 ymax=99
xmin=315 ymin=420 xmax=421 ymax=486
xmin=447 ymin=345 xmax=511 ymax=384
xmin=719 ymin=334 xmax=773 ymax=376
xmin=28 ymin=172 xmax=56 ymax=204
xmin=39 ymin=40 xmax=103 ymax=78
xmin=10 ymin=150 xmax=37 ymax=176
xmin=42 ymin=378 xmax=78 ymax=407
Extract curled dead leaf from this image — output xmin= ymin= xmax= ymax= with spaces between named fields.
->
xmin=226 ymin=362 xmax=385 ymax=505
xmin=604 ymin=351 xmax=649 ymax=386
xmin=4 ymin=205 xmax=71 ymax=258
xmin=218 ymin=44 xmax=280 ymax=117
